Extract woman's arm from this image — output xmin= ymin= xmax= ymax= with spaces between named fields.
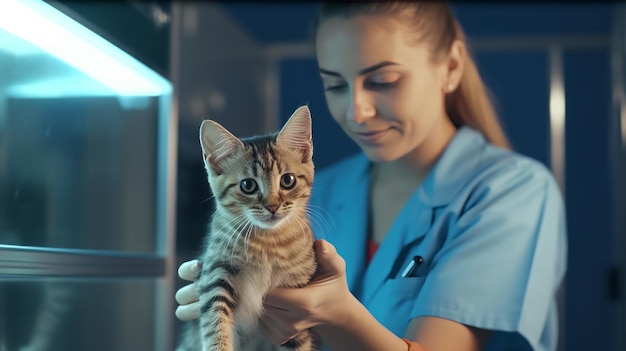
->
xmin=311 ymin=292 xmax=409 ymax=351
xmin=405 ymin=317 xmax=491 ymax=351
xmin=260 ymin=267 xmax=407 ymax=350
xmin=258 ymin=240 xmax=490 ymax=351
xmin=314 ymin=307 xmax=490 ymax=351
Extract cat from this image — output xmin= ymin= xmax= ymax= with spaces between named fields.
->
xmin=176 ymin=105 xmax=319 ymax=351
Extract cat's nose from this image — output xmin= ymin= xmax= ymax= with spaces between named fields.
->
xmin=265 ymin=205 xmax=279 ymax=214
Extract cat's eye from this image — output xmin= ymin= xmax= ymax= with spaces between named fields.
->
xmin=280 ymin=173 xmax=296 ymax=190
xmin=240 ymin=179 xmax=258 ymax=194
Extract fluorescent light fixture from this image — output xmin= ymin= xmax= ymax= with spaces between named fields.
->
xmin=0 ymin=0 xmax=172 ymax=97
xmin=0 ymin=27 xmax=40 ymax=56
xmin=7 ymin=75 xmax=118 ymax=98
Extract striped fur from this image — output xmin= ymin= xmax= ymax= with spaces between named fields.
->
xmin=176 ymin=106 xmax=318 ymax=351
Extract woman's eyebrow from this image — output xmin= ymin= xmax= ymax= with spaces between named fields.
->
xmin=319 ymin=61 xmax=399 ymax=77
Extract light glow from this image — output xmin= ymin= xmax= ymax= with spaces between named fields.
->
xmin=549 ymin=46 xmax=566 ymax=194
xmin=7 ymin=75 xmax=115 ymax=98
xmin=0 ymin=0 xmax=172 ymax=97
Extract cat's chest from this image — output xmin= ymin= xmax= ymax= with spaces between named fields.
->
xmin=212 ymin=228 xmax=312 ymax=264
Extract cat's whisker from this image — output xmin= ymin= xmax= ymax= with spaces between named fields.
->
xmin=211 ymin=206 xmax=229 ymax=223
xmin=242 ymin=219 xmax=255 ymax=264
xmin=225 ymin=215 xmax=250 ymax=266
xmin=227 ymin=214 xmax=248 ymax=248
xmin=234 ymin=218 xmax=249 ymax=262
xmin=306 ymin=204 xmax=334 ymax=224
xmin=222 ymin=222 xmax=243 ymax=259
xmin=309 ymin=212 xmax=334 ymax=237
xmin=230 ymin=214 xmax=253 ymax=263
xmin=212 ymin=213 xmax=246 ymax=267
xmin=200 ymin=193 xmax=216 ymax=204
xmin=305 ymin=205 xmax=334 ymax=241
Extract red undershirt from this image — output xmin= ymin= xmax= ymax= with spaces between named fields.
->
xmin=367 ymin=239 xmax=380 ymax=265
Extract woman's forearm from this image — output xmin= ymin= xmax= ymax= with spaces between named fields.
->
xmin=312 ymin=293 xmax=409 ymax=351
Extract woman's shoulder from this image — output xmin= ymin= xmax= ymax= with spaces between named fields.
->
xmin=452 ymin=127 xmax=554 ymax=183
xmin=417 ymin=127 xmax=561 ymax=208
xmin=452 ymin=141 xmax=564 ymax=219
xmin=472 ymin=144 xmax=558 ymax=193
xmin=479 ymin=146 xmax=553 ymax=181
xmin=314 ymin=152 xmax=369 ymax=185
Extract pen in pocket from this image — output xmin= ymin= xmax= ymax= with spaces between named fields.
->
xmin=401 ymin=255 xmax=424 ymax=278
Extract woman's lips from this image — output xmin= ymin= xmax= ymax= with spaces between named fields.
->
xmin=354 ymin=129 xmax=390 ymax=144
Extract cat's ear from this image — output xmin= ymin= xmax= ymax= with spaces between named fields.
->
xmin=277 ymin=105 xmax=313 ymax=163
xmin=199 ymin=120 xmax=244 ymax=175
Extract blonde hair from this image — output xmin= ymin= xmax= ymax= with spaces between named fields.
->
xmin=314 ymin=1 xmax=511 ymax=149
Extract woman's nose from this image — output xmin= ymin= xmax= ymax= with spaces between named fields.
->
xmin=346 ymin=90 xmax=375 ymax=124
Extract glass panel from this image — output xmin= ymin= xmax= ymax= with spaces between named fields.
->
xmin=0 ymin=278 xmax=157 ymax=351
xmin=0 ymin=96 xmax=158 ymax=252
xmin=0 ymin=0 xmax=173 ymax=253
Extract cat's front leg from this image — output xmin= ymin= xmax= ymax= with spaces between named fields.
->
xmin=197 ymin=262 xmax=239 ymax=351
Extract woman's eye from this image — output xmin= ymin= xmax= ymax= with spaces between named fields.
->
xmin=322 ymin=78 xmax=347 ymax=93
xmin=324 ymin=84 xmax=347 ymax=92
xmin=367 ymin=73 xmax=400 ymax=89
xmin=280 ymin=173 xmax=296 ymax=189
xmin=240 ymin=179 xmax=258 ymax=194
xmin=367 ymin=79 xmax=399 ymax=89
xmin=370 ymin=80 xmax=397 ymax=87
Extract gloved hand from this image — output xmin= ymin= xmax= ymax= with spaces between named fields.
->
xmin=174 ymin=259 xmax=202 ymax=321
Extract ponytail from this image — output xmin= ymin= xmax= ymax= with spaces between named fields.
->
xmin=445 ymin=19 xmax=511 ymax=150
xmin=447 ymin=54 xmax=511 ymax=150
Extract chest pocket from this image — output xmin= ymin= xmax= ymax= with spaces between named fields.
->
xmin=367 ymin=276 xmax=427 ymax=336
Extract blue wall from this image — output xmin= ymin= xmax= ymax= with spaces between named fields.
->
xmin=563 ymin=48 xmax=614 ymax=350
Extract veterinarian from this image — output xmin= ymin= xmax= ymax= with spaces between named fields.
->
xmin=175 ymin=1 xmax=567 ymax=350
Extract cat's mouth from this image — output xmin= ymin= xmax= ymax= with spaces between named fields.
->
xmin=251 ymin=213 xmax=285 ymax=229
xmin=263 ymin=213 xmax=282 ymax=223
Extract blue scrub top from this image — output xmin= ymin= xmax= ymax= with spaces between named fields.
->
xmin=309 ymin=126 xmax=567 ymax=351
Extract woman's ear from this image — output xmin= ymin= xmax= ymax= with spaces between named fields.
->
xmin=443 ymin=40 xmax=466 ymax=93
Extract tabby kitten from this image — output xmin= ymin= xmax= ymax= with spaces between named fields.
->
xmin=176 ymin=106 xmax=318 ymax=351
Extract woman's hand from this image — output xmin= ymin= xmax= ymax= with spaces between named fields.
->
xmin=173 ymin=240 xmax=352 ymax=347
xmin=174 ymin=259 xmax=202 ymax=321
xmin=259 ymin=239 xmax=352 ymax=346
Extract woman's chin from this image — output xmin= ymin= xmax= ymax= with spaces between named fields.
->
xmin=360 ymin=146 xmax=404 ymax=163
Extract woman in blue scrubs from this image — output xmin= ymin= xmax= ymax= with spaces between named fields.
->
xmin=175 ymin=2 xmax=567 ymax=350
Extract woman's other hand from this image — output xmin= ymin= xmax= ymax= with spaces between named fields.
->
xmin=175 ymin=259 xmax=202 ymax=321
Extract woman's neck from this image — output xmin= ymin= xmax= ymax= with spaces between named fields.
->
xmin=373 ymin=117 xmax=457 ymax=189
